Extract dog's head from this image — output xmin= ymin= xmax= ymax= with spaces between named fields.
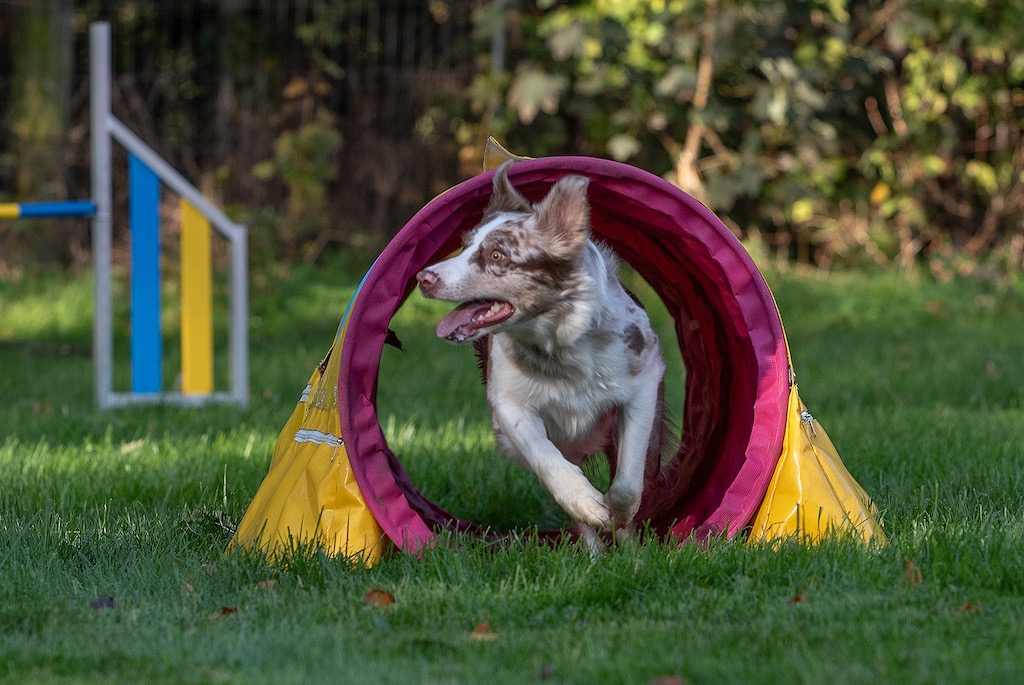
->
xmin=417 ymin=161 xmax=592 ymax=343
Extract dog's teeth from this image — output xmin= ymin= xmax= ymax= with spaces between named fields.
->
xmin=473 ymin=303 xmax=504 ymax=323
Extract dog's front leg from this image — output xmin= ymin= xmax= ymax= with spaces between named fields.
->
xmin=607 ymin=363 xmax=663 ymax=535
xmin=493 ymin=405 xmax=612 ymax=536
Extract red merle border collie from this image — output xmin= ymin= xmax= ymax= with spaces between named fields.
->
xmin=416 ymin=161 xmax=667 ymax=553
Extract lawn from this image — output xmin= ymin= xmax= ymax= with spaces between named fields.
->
xmin=2 ymin=256 xmax=1023 ymax=684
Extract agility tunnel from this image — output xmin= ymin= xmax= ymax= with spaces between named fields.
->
xmin=232 ymin=152 xmax=886 ymax=564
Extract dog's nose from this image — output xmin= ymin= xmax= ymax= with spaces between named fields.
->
xmin=417 ymin=269 xmax=438 ymax=287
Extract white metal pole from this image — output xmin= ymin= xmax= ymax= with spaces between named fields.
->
xmin=107 ymin=117 xmax=245 ymax=243
xmin=90 ymin=21 xmax=113 ymax=409
xmin=230 ymin=233 xmax=249 ymax=406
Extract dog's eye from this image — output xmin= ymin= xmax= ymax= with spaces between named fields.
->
xmin=489 ymin=250 xmax=506 ymax=263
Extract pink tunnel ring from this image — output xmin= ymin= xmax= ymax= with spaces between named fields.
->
xmin=338 ymin=157 xmax=791 ymax=553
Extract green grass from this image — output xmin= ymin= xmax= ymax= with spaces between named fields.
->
xmin=2 ymin=257 xmax=1024 ymax=684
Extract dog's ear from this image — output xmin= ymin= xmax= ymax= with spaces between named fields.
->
xmin=484 ymin=160 xmax=531 ymax=216
xmin=534 ymin=174 xmax=590 ymax=261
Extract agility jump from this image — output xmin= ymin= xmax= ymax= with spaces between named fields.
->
xmin=1 ymin=22 xmax=248 ymax=409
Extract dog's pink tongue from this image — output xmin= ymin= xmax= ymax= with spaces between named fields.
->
xmin=436 ymin=301 xmax=512 ymax=342
xmin=436 ymin=302 xmax=486 ymax=341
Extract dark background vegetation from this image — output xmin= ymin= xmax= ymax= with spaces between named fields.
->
xmin=1 ymin=0 xmax=1022 ymax=275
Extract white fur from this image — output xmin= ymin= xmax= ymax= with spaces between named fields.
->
xmin=417 ymin=168 xmax=665 ymax=554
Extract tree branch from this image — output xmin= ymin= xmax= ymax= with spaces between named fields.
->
xmin=675 ymin=0 xmax=719 ymax=200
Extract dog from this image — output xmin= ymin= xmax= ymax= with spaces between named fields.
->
xmin=416 ymin=161 xmax=667 ymax=553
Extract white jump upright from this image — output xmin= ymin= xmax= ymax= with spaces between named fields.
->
xmin=89 ymin=21 xmax=248 ymax=409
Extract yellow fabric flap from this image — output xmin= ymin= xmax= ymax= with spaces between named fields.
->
xmin=483 ymin=136 xmax=531 ymax=171
xmin=748 ymin=383 xmax=887 ymax=545
xmin=230 ymin=344 xmax=387 ymax=565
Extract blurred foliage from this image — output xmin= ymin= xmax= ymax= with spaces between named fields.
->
xmin=465 ymin=0 xmax=1024 ymax=271
xmin=251 ymin=1 xmax=345 ymax=262
xmin=0 ymin=1 xmax=469 ymax=273
xmin=2 ymin=1 xmax=1022 ymax=273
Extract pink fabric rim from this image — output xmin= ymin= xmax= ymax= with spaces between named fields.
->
xmin=337 ymin=157 xmax=790 ymax=553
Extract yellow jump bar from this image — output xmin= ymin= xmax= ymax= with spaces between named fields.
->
xmin=180 ymin=198 xmax=214 ymax=395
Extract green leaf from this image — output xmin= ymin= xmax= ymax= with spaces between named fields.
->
xmin=251 ymin=160 xmax=277 ymax=181
xmin=607 ymin=134 xmax=641 ymax=161
xmin=790 ymin=198 xmax=815 ymax=223
xmin=965 ymin=160 xmax=998 ymax=195
xmin=546 ymin=22 xmax=587 ymax=61
xmin=507 ymin=68 xmax=568 ymax=124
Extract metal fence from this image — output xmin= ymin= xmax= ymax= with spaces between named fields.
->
xmin=0 ymin=0 xmax=481 ymax=264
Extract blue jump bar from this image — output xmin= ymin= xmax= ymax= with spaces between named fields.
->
xmin=18 ymin=201 xmax=97 ymax=218
xmin=128 ymin=154 xmax=162 ymax=394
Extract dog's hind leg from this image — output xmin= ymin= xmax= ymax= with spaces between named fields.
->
xmin=606 ymin=363 xmax=664 ymax=532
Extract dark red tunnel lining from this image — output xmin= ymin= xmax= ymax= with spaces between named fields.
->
xmin=337 ymin=157 xmax=790 ymax=552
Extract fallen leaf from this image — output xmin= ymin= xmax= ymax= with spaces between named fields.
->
xmin=958 ymin=602 xmax=980 ymax=613
xmin=208 ymin=606 xmax=239 ymax=622
xmin=363 ymin=588 xmax=395 ymax=608
xmin=470 ymin=622 xmax=498 ymax=642
xmin=649 ymin=676 xmax=686 ymax=685
xmin=180 ymin=582 xmax=195 ymax=594
xmin=254 ymin=579 xmax=277 ymax=592
xmin=90 ymin=595 xmax=115 ymax=611
xmin=788 ymin=594 xmax=807 ymax=604
xmin=904 ymin=557 xmax=923 ymax=587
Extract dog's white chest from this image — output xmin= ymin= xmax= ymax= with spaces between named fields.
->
xmin=489 ymin=334 xmax=638 ymax=444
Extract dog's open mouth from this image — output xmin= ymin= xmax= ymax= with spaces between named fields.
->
xmin=436 ymin=300 xmax=515 ymax=342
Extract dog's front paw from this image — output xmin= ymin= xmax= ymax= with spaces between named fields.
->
xmin=562 ymin=486 xmax=612 ymax=530
xmin=547 ymin=471 xmax=611 ymax=529
xmin=605 ymin=486 xmax=641 ymax=530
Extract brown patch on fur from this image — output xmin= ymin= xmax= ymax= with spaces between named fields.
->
xmin=472 ymin=228 xmax=522 ymax=271
xmin=461 ymin=227 xmax=480 ymax=249
xmin=624 ymin=324 xmax=656 ymax=376
xmin=472 ymin=337 xmax=491 ymax=382
xmin=505 ymin=325 xmax=617 ymax=380
xmin=505 ymin=341 xmax=578 ymax=381
xmin=485 ymin=228 xmax=523 ymax=254
xmin=516 ymin=266 xmax=589 ymax=321
xmin=623 ymin=324 xmax=646 ymax=355
xmin=517 ymin=253 xmax=580 ymax=290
